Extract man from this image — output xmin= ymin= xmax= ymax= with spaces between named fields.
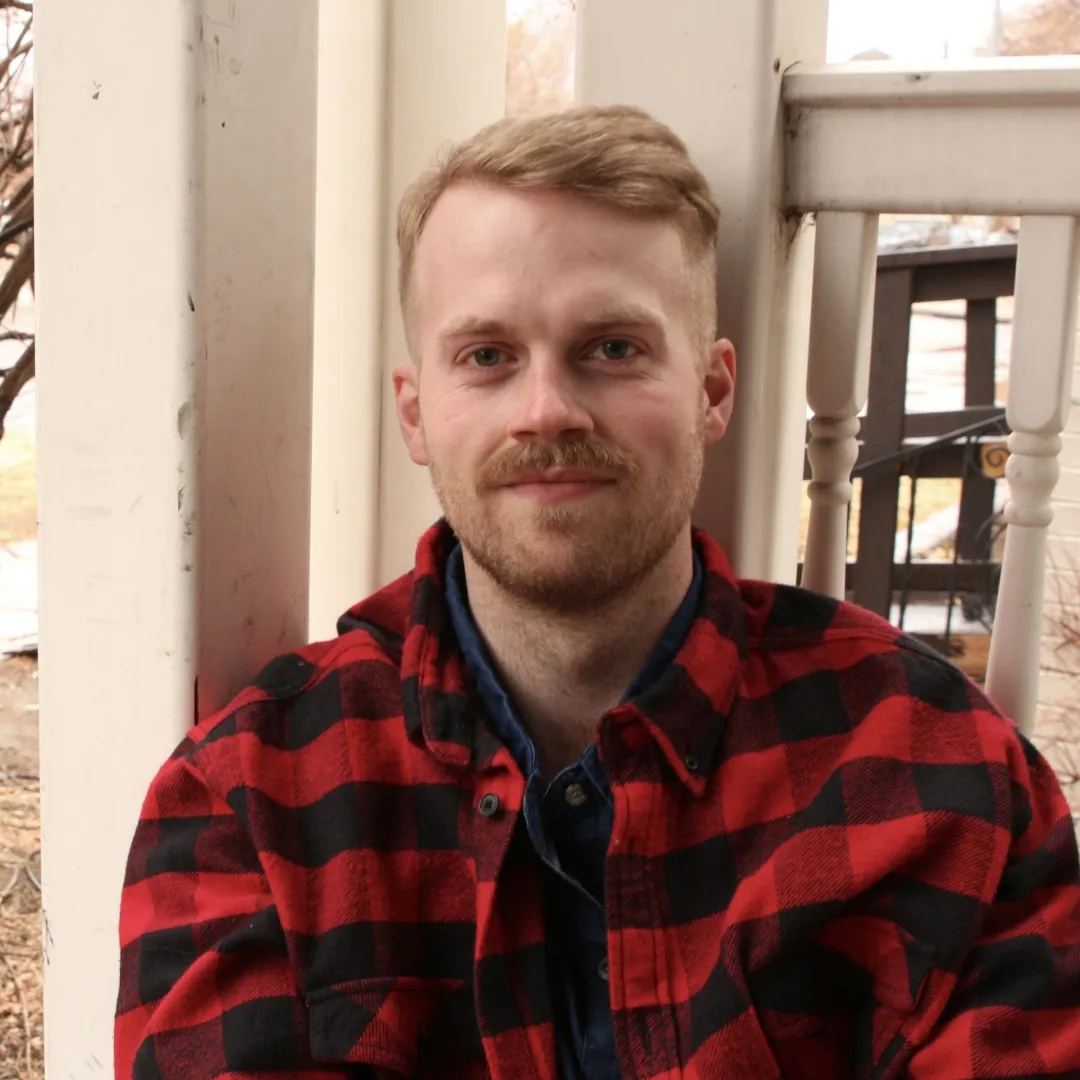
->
xmin=116 ymin=106 xmax=1080 ymax=1080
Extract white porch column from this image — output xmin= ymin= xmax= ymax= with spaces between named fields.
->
xmin=35 ymin=1 xmax=318 ymax=1075
xmin=308 ymin=0 xmax=387 ymax=638
xmin=575 ymin=0 xmax=829 ymax=582
xmin=376 ymin=0 xmax=507 ymax=583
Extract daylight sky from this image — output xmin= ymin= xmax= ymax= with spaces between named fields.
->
xmin=826 ymin=0 xmax=1029 ymax=60
xmin=507 ymin=0 xmax=1034 ymax=62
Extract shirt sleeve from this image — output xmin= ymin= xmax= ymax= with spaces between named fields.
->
xmin=114 ymin=734 xmax=352 ymax=1080
xmin=904 ymin=732 xmax=1080 ymax=1078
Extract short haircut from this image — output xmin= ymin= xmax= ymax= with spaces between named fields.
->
xmin=396 ymin=105 xmax=720 ymax=352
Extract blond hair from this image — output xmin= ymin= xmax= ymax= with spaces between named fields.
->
xmin=396 ymin=105 xmax=720 ymax=350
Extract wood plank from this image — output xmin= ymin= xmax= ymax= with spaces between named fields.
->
xmin=854 ymin=267 xmax=913 ymax=615
xmin=957 ymin=299 xmax=999 ymax=561
xmin=909 ymin=632 xmax=991 ymax=680
xmin=815 ymin=405 xmax=1005 ymax=448
xmin=798 ymin=561 xmax=1001 ymax=593
xmin=911 ymin=258 xmax=1017 ymax=302
xmin=806 ymin=439 xmax=1007 ymax=480
xmin=876 ymin=242 xmax=1017 ymax=273
xmin=901 ymin=405 xmax=1006 ymax=440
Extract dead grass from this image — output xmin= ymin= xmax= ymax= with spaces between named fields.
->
xmin=0 ymin=427 xmax=36 ymax=544
xmin=0 ymin=744 xmax=41 ymax=1080
xmin=0 ymin=654 xmax=40 ymax=1080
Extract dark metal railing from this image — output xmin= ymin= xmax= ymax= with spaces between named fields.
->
xmin=800 ymin=241 xmax=1018 ymax=676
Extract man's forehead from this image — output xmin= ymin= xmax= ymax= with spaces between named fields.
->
xmin=412 ymin=185 xmax=690 ymax=330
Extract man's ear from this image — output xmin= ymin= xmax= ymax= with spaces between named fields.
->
xmin=702 ymin=338 xmax=736 ymax=446
xmin=392 ymin=364 xmax=429 ymax=466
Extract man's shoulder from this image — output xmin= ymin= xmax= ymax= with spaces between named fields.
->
xmin=735 ymin=577 xmax=1009 ymax=733
xmin=738 ymin=577 xmax=901 ymax=648
xmin=742 ymin=579 xmax=968 ymax=663
xmin=186 ymin=570 xmax=415 ymax=760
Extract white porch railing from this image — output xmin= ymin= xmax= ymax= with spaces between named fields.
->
xmin=791 ymin=59 xmax=1080 ymax=736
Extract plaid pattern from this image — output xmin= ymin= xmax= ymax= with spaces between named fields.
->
xmin=116 ymin=521 xmax=1080 ymax=1080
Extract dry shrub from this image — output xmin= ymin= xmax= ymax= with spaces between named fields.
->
xmin=0 ymin=747 xmax=41 ymax=1080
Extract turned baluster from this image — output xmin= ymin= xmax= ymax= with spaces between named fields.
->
xmin=802 ymin=211 xmax=879 ymax=600
xmin=985 ymin=215 xmax=1080 ymax=736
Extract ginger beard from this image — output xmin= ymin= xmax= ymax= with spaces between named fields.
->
xmin=427 ymin=410 xmax=706 ymax=613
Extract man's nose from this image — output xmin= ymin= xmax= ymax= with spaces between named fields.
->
xmin=506 ymin=360 xmax=594 ymax=441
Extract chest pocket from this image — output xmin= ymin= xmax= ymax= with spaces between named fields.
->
xmin=750 ymin=919 xmax=939 ymax=1080
xmin=308 ymin=976 xmax=487 ymax=1078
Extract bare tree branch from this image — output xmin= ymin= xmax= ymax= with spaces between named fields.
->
xmin=0 ymin=210 xmax=33 ymax=250
xmin=0 ymin=336 xmax=33 ymax=438
xmin=0 ymin=226 xmax=31 ymax=313
xmin=0 ymin=22 xmax=31 ymax=87
xmin=0 ymin=88 xmax=31 ymax=175
xmin=0 ymin=177 xmax=34 ymax=247
xmin=1001 ymin=0 xmax=1080 ymax=55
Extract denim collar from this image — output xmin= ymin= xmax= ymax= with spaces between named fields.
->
xmin=444 ymin=542 xmax=704 ymax=780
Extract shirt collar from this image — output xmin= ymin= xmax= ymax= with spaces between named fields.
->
xmin=443 ymin=542 xmax=705 ymax=781
xmin=397 ymin=520 xmax=747 ymax=791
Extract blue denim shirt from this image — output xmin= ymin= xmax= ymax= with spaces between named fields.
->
xmin=445 ymin=545 xmax=703 ymax=1080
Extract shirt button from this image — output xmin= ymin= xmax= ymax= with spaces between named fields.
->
xmin=564 ymin=783 xmax=588 ymax=807
xmin=478 ymin=793 xmax=500 ymax=817
xmin=598 ymin=956 xmax=609 ymax=981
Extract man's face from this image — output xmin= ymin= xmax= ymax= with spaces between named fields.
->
xmin=394 ymin=183 xmax=735 ymax=612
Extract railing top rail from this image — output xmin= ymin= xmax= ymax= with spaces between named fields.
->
xmin=784 ymin=58 xmax=1080 ymax=109
xmin=876 ymin=242 xmax=1018 ymax=272
xmin=784 ymin=60 xmax=1080 ymax=215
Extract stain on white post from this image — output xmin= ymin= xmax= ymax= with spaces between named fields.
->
xmin=986 ymin=215 xmax=1080 ymax=735
xmin=802 ymin=211 xmax=878 ymax=599
xmin=195 ymin=3 xmax=319 ymax=710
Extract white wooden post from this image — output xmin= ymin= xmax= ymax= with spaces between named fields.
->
xmin=308 ymin=0 xmax=388 ymax=638
xmin=310 ymin=0 xmax=506 ymax=626
xmin=576 ymin=0 xmax=829 ymax=583
xmin=375 ymin=0 xmax=507 ymax=583
xmin=986 ymin=216 xmax=1080 ymax=735
xmin=195 ymin=3 xmax=319 ymax=711
xmin=802 ymin=211 xmax=879 ymax=599
xmin=35 ymin=1 xmax=318 ymax=1074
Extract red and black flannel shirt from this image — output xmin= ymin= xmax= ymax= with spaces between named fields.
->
xmin=116 ymin=521 xmax=1080 ymax=1080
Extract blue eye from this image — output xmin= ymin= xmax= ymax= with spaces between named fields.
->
xmin=469 ymin=347 xmax=503 ymax=367
xmin=593 ymin=340 xmax=636 ymax=361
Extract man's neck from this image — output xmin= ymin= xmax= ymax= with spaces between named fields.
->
xmin=461 ymin=533 xmax=695 ymax=775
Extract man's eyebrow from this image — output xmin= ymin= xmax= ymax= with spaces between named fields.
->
xmin=436 ymin=315 xmax=511 ymax=342
xmin=436 ymin=306 xmax=666 ymax=343
xmin=575 ymin=306 xmax=666 ymax=334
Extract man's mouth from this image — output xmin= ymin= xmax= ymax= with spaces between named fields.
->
xmin=503 ymin=468 xmax=617 ymax=503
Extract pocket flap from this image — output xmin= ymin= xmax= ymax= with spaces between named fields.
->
xmin=308 ymin=976 xmax=465 ymax=1074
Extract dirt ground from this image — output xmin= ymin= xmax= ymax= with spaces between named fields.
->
xmin=0 ymin=655 xmax=42 ymax=1080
